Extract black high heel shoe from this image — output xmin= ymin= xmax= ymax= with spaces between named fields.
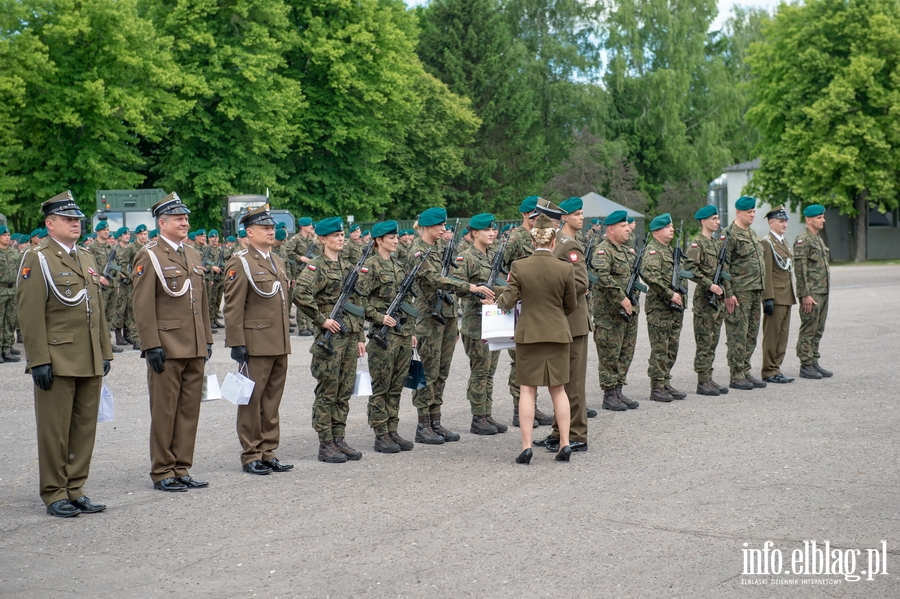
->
xmin=555 ymin=445 xmax=572 ymax=462
xmin=515 ymin=448 xmax=533 ymax=464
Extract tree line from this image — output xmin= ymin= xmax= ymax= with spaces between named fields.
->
xmin=1 ymin=0 xmax=898 ymax=252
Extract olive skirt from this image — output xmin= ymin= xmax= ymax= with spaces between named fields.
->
xmin=515 ymin=341 xmax=570 ymax=386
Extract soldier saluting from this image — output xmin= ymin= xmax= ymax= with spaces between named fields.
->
xmin=17 ymin=191 xmax=114 ymax=517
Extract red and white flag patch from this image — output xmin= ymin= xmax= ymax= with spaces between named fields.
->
xmin=360 ymin=267 xmax=369 ymax=273
xmin=690 ymin=243 xmax=698 ymax=248
xmin=455 ymin=256 xmax=464 ymax=262
xmin=597 ymin=249 xmax=605 ymax=255
xmin=796 ymin=239 xmax=804 ymax=244
xmin=307 ymin=264 xmax=317 ymax=271
xmin=569 ymin=252 xmax=578 ymax=263
xmin=649 ymin=250 xmax=657 ymax=255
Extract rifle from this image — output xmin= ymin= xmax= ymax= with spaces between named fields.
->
xmin=707 ymin=228 xmax=732 ymax=309
xmin=315 ymin=239 xmax=375 ymax=356
xmin=102 ymin=246 xmax=122 ymax=281
xmin=482 ymin=237 xmax=508 ymax=288
xmin=619 ymin=235 xmax=649 ymax=322
xmin=369 ymin=248 xmax=432 ymax=350
xmin=304 ymin=239 xmax=318 ymax=260
xmin=584 ymin=234 xmax=599 ymax=285
xmin=669 ymin=220 xmax=693 ymax=312
xmin=213 ymin=247 xmax=226 ymax=282
xmin=431 ymin=218 xmax=460 ymax=325
xmin=201 ymin=244 xmax=213 ymax=272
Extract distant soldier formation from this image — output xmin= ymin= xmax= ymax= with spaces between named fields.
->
xmin=11 ymin=190 xmax=834 ymax=515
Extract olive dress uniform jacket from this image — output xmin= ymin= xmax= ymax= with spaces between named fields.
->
xmin=223 ymin=247 xmax=291 ymax=356
xmin=551 ymin=232 xmax=592 ymax=336
xmin=497 ymin=251 xmax=577 ymax=344
xmin=762 ymin=234 xmax=797 ymax=306
xmin=132 ymin=239 xmax=213 ymax=358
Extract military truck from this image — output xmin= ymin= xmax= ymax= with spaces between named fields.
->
xmin=92 ymin=189 xmax=165 ymax=232
xmin=222 ymin=194 xmax=296 ymax=237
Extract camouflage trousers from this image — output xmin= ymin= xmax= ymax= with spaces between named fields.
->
xmin=796 ymin=293 xmax=828 ymax=365
xmin=102 ymin=284 xmax=117 ymax=331
xmin=294 ymin=304 xmax=314 ymax=333
xmin=646 ymin=308 xmax=683 ymax=388
xmin=0 ymin=289 xmax=16 ymax=351
xmin=594 ymin=312 xmax=638 ymax=390
xmin=412 ymin=317 xmax=458 ymax=417
xmin=461 ymin=335 xmax=500 ymax=416
xmin=724 ymin=290 xmax=761 ymax=382
xmin=507 ymin=349 xmax=519 ymax=406
xmin=208 ymin=279 xmax=224 ymax=323
xmin=116 ymin=282 xmax=138 ymax=339
xmin=366 ymin=333 xmax=412 ymax=435
xmin=310 ymin=333 xmax=358 ymax=441
xmin=693 ymin=302 xmax=725 ymax=383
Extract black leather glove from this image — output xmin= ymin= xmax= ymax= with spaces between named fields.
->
xmin=230 ymin=346 xmax=249 ymax=366
xmin=763 ymin=299 xmax=775 ymax=316
xmin=207 ymin=343 xmax=213 ymax=361
xmin=32 ymin=364 xmax=53 ymax=391
xmin=146 ymin=347 xmax=166 ymax=374
xmin=103 ymin=360 xmax=111 ymax=377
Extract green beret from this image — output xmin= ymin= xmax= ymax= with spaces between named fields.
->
xmin=238 ymin=229 xmax=247 ymax=238
xmin=518 ymin=195 xmax=539 ymax=213
xmin=362 ymin=230 xmax=370 ymax=237
xmin=461 ymin=227 xmax=469 ymax=235
xmin=627 ymin=217 xmax=634 ymax=224
xmin=273 ymin=223 xmax=284 ymax=231
xmin=116 ymin=226 xmax=129 ymax=236
xmin=225 ymin=235 xmax=236 ymax=242
xmin=468 ymin=213 xmax=495 ymax=231
xmin=315 ymin=216 xmax=344 ymax=236
xmin=735 ymin=196 xmax=757 ymax=211
xmin=444 ymin=224 xmax=453 ymax=231
xmin=40 ymin=228 xmax=49 ymax=238
xmin=649 ymin=213 xmax=673 ymax=232
xmin=349 ymin=224 xmax=360 ymax=233
xmin=275 ymin=229 xmax=287 ymax=241
xmin=94 ymin=221 xmax=109 ymax=231
xmin=604 ymin=210 xmax=628 ymax=226
xmin=134 ymin=224 xmax=148 ymax=233
xmin=559 ymin=196 xmax=583 ymax=213
xmin=694 ymin=205 xmax=718 ymax=220
xmin=149 ymin=229 xmax=158 ymax=237
xmin=208 ymin=228 xmax=220 ymax=236
xmin=500 ymin=224 xmax=513 ymax=233
xmin=0 ymin=226 xmax=8 ymax=235
xmin=419 ymin=207 xmax=447 ymax=227
xmin=188 ymin=232 xmax=196 ymax=240
xmin=803 ymin=204 xmax=825 ymax=218
xmin=298 ymin=217 xmax=313 ymax=227
xmin=372 ymin=220 xmax=398 ymax=238
xmin=195 ymin=228 xmax=206 ymax=236
xmin=30 ymin=228 xmax=41 ymax=238
xmin=590 ymin=218 xmax=600 ymax=225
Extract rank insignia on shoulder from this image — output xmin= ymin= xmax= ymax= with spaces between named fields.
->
xmin=135 ymin=265 xmax=144 ymax=276
xmin=307 ymin=264 xmax=317 ymax=271
xmin=360 ymin=267 xmax=369 ymax=273
xmin=569 ymin=252 xmax=578 ymax=262
xmin=690 ymin=243 xmax=698 ymax=248
xmin=649 ymin=250 xmax=657 ymax=255
xmin=21 ymin=267 xmax=30 ymax=279
xmin=228 ymin=269 xmax=236 ymax=280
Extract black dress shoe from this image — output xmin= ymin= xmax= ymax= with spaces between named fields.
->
xmin=763 ymin=373 xmax=794 ymax=384
xmin=555 ymin=445 xmax=572 ymax=462
xmin=263 ymin=458 xmax=294 ymax=472
xmin=70 ymin=496 xmax=106 ymax=513
xmin=46 ymin=499 xmax=80 ymax=518
xmin=586 ymin=408 xmax=598 ymax=418
xmin=178 ymin=475 xmax=209 ymax=488
xmin=242 ymin=460 xmax=273 ymax=475
xmin=154 ymin=477 xmax=188 ymax=492
xmin=569 ymin=440 xmax=588 ymax=452
xmin=515 ymin=448 xmax=533 ymax=464
xmin=533 ymin=434 xmax=559 ymax=448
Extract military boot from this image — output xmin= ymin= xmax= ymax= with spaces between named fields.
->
xmin=431 ymin=414 xmax=460 ymax=442
xmin=374 ymin=434 xmax=401 ymax=454
xmin=711 ymin=380 xmax=729 ymax=394
xmin=650 ymin=387 xmax=673 ymax=402
xmin=616 ymin=387 xmax=639 ymax=409
xmin=666 ymin=385 xmax=687 ymax=400
xmin=470 ymin=416 xmax=498 ymax=435
xmin=485 ymin=415 xmax=508 ymax=433
xmin=1 ymin=351 xmax=20 ymax=362
xmin=333 ymin=436 xmax=362 ymax=461
xmin=602 ymin=388 xmax=627 ymax=411
xmin=115 ymin=329 xmax=129 ymax=346
xmin=745 ymin=375 xmax=767 ymax=388
xmin=8 ymin=347 xmax=19 ymax=355
xmin=800 ymin=364 xmax=822 ymax=379
xmin=318 ymin=440 xmax=348 ymax=463
xmin=814 ymin=363 xmax=833 ymax=377
xmin=533 ymin=408 xmax=554 ymax=426
xmin=389 ymin=431 xmax=414 ymax=451
xmin=415 ymin=415 xmax=445 ymax=445
xmin=512 ymin=408 xmax=538 ymax=429
xmin=696 ymin=381 xmax=721 ymax=397
xmin=132 ymin=340 xmax=142 ymax=351
xmin=110 ymin=344 xmax=123 ymax=354
xmin=123 ymin=330 xmax=134 ymax=344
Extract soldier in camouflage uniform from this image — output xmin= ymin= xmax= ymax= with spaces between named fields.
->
xmin=86 ymin=222 xmax=122 ymax=354
xmin=794 ymin=204 xmax=832 ymax=379
xmin=684 ymin=205 xmax=729 ymax=396
xmin=343 ymin=224 xmax=364 ymax=263
xmin=723 ymin=196 xmax=767 ymax=391
xmin=395 ymin=229 xmax=413 ymax=263
xmin=285 ymin=217 xmax=317 ymax=336
xmin=120 ymin=224 xmax=148 ymax=350
xmin=111 ymin=227 xmax=133 ymax=347
xmin=588 ymin=210 xmax=641 ymax=411
xmin=0 ymin=225 xmax=21 ymax=362
xmin=406 ymin=207 xmax=495 ymax=445
xmin=292 ymin=217 xmax=367 ymax=464
xmin=456 ymin=213 xmax=507 ymax=435
xmin=204 ymin=230 xmax=226 ymax=330
xmin=501 ymin=196 xmax=554 ymax=428
xmin=357 ymin=221 xmax=417 ymax=454
xmin=640 ymin=213 xmax=688 ymax=402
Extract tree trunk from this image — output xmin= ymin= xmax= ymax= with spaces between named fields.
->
xmin=854 ymin=190 xmax=868 ymax=262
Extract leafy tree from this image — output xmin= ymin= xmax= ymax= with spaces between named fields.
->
xmin=746 ymin=0 xmax=900 ymax=261
xmin=0 ymin=0 xmax=187 ymax=230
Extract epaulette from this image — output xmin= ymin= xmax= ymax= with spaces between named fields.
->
xmin=141 ymin=241 xmax=158 ymax=251
xmin=235 ymin=249 xmax=249 ymax=257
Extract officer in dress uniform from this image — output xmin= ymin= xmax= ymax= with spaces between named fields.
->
xmin=17 ymin=192 xmax=113 ymax=517
xmin=133 ymin=193 xmax=214 ymax=492
xmin=224 ymin=206 xmax=293 ymax=475
xmin=760 ymin=205 xmax=796 ymax=384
